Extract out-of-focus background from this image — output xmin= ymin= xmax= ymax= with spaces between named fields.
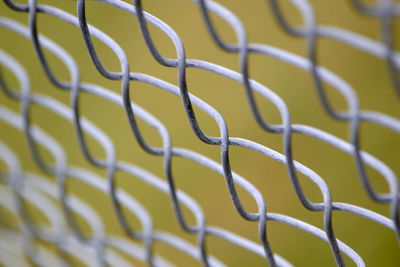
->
xmin=0 ymin=0 xmax=399 ymax=266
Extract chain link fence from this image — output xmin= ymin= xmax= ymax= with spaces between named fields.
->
xmin=0 ymin=0 xmax=399 ymax=266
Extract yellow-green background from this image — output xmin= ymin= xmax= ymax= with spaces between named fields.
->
xmin=1 ymin=0 xmax=400 ymax=266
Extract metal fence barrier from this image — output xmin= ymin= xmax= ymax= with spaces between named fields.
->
xmin=0 ymin=0 xmax=399 ymax=266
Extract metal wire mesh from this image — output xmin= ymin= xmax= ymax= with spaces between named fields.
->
xmin=0 ymin=0 xmax=399 ymax=266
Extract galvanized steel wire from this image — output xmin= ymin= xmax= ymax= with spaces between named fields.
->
xmin=0 ymin=0 xmax=399 ymax=266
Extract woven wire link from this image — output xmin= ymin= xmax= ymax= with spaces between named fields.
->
xmin=0 ymin=0 xmax=399 ymax=266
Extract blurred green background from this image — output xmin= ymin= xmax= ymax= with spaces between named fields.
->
xmin=0 ymin=0 xmax=400 ymax=266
